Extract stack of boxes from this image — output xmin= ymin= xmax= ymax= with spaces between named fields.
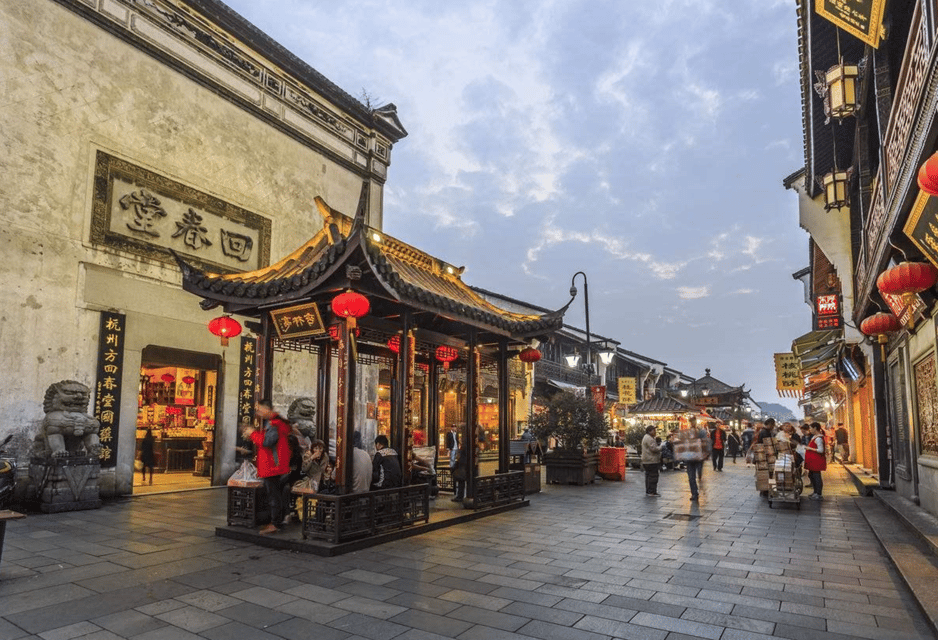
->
xmin=752 ymin=443 xmax=769 ymax=491
xmin=773 ymin=439 xmax=795 ymax=492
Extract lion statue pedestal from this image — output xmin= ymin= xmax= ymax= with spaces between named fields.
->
xmin=27 ymin=381 xmax=103 ymax=513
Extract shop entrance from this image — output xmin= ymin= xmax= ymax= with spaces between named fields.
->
xmin=135 ymin=346 xmax=221 ymax=494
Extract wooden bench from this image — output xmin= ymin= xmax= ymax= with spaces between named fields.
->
xmin=0 ymin=510 xmax=25 ymax=564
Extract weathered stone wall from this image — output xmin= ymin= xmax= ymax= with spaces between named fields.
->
xmin=0 ymin=0 xmax=397 ymax=496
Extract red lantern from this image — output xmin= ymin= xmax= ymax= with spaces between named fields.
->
xmin=161 ymin=373 xmax=175 ymax=383
xmin=877 ymin=261 xmax=938 ymax=302
xmin=435 ymin=345 xmax=459 ymax=370
xmin=919 ymin=153 xmax=938 ymax=196
xmin=332 ymin=290 xmax=370 ymax=319
xmin=388 ymin=335 xmax=401 ymax=353
xmin=208 ymin=315 xmax=242 ymax=347
xmin=182 ymin=376 xmax=195 ymax=385
xmin=518 ymin=346 xmax=541 ymax=363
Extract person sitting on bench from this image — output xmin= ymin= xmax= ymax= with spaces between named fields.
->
xmin=371 ymin=435 xmax=402 ymax=490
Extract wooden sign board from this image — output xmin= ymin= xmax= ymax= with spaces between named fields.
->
xmin=270 ymin=302 xmax=326 ymax=339
xmin=816 ymin=0 xmax=885 ymax=49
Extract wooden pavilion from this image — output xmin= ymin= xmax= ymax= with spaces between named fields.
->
xmin=174 ymin=191 xmax=569 ymax=510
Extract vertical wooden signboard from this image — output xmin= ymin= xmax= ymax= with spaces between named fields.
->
xmin=93 ymin=311 xmax=125 ymax=468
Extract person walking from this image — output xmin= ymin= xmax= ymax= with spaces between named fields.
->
xmin=834 ymin=423 xmax=849 ymax=462
xmin=741 ymin=421 xmax=755 ymax=466
xmin=804 ymin=422 xmax=827 ymax=500
xmin=676 ymin=417 xmax=710 ymax=502
xmin=445 ymin=424 xmax=460 ymax=468
xmin=727 ymin=429 xmax=742 ymax=464
xmin=641 ymin=425 xmax=661 ymax=497
xmin=709 ymin=423 xmax=726 ymax=471
xmin=139 ymin=427 xmax=156 ymax=485
xmin=243 ymin=399 xmax=292 ymax=535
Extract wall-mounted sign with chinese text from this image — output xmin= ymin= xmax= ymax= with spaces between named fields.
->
xmin=617 ymin=377 xmax=637 ymax=405
xmin=904 ymin=190 xmax=938 ymax=274
xmin=774 ymin=352 xmax=804 ymax=398
xmin=815 ymin=294 xmax=842 ymax=330
xmin=816 ymin=0 xmax=885 ymax=48
xmin=90 ymin=151 xmax=271 ymax=274
xmin=235 ymin=336 xmax=257 ymax=460
xmin=270 ymin=302 xmax=326 ymax=339
xmin=93 ymin=311 xmax=125 ymax=467
xmin=881 ymin=290 xmax=924 ymax=327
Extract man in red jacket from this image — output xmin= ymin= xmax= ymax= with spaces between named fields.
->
xmin=241 ymin=399 xmax=291 ymax=534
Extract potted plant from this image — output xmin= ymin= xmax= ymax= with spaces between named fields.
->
xmin=529 ymin=391 xmax=608 ymax=485
xmin=622 ymin=424 xmax=646 ymax=469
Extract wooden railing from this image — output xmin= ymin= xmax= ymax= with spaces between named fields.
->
xmin=300 ymin=484 xmax=430 ymax=543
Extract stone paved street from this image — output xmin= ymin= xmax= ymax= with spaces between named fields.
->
xmin=1 ymin=460 xmax=934 ymax=640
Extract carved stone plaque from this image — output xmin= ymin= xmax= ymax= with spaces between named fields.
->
xmin=91 ymin=151 xmax=271 ymax=274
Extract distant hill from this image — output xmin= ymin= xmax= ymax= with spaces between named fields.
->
xmin=755 ymin=401 xmax=798 ymax=422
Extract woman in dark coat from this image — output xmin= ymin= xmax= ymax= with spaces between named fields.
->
xmin=140 ymin=428 xmax=156 ymax=485
xmin=727 ymin=429 xmax=742 ymax=464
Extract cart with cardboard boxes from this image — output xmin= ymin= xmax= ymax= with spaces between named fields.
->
xmin=752 ymin=438 xmax=802 ymax=509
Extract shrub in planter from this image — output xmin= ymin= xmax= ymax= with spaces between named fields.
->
xmin=529 ymin=392 xmax=608 ymax=485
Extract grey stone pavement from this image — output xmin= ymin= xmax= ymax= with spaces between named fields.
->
xmin=1 ymin=459 xmax=935 ymax=640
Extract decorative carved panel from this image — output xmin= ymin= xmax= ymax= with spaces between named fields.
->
xmin=914 ymin=352 xmax=938 ymax=456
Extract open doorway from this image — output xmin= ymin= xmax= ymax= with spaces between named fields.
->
xmin=135 ymin=346 xmax=221 ymax=494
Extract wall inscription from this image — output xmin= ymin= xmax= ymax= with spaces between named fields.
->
xmin=91 ymin=151 xmax=270 ymax=274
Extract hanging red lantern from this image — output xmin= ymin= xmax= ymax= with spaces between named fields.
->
xmin=388 ymin=335 xmax=401 ymax=353
xmin=208 ymin=315 xmax=242 ymax=347
xmin=435 ymin=345 xmax=459 ymax=370
xmin=182 ymin=376 xmax=195 ymax=385
xmin=518 ymin=346 xmax=542 ymax=363
xmin=877 ymin=261 xmax=938 ymax=303
xmin=161 ymin=373 xmax=175 ymax=383
xmin=331 ymin=290 xmax=370 ymax=319
xmin=918 ymin=152 xmax=938 ymax=196
xmin=861 ymin=312 xmax=902 ymax=359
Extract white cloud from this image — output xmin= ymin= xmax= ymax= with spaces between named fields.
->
xmin=678 ymin=286 xmax=710 ymax=299
xmin=729 ymin=288 xmax=756 ymax=295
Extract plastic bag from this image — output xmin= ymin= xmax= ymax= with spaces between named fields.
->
xmin=227 ymin=460 xmax=260 ymax=486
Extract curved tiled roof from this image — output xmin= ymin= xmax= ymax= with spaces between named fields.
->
xmin=176 ymin=197 xmax=565 ymax=338
xmin=627 ymin=396 xmax=697 ymax=415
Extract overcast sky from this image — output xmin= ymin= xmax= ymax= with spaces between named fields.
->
xmin=224 ymin=0 xmax=807 ymax=412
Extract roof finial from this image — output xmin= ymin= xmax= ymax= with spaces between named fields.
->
xmin=705 ymin=368 xmax=710 ymax=377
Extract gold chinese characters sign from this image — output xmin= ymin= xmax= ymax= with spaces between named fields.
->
xmin=270 ymin=303 xmax=326 ymax=339
xmin=617 ymin=377 xmax=637 ymax=405
xmin=904 ymin=190 xmax=938 ymax=273
xmin=93 ymin=311 xmax=125 ymax=467
xmin=816 ymin=0 xmax=885 ymax=49
xmin=775 ymin=352 xmax=804 ymax=398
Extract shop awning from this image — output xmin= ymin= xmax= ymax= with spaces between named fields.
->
xmin=800 ymin=342 xmax=841 ymax=374
xmin=547 ymin=379 xmax=586 ymax=394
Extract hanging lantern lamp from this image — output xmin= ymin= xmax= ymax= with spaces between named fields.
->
xmin=161 ymin=373 xmax=175 ymax=383
xmin=822 ymin=169 xmax=850 ymax=211
xmin=208 ymin=315 xmax=242 ymax=347
xmin=918 ymin=152 xmax=938 ymax=196
xmin=823 ymin=60 xmax=859 ymax=121
xmin=182 ymin=376 xmax=195 ymax=385
xmin=860 ymin=312 xmax=902 ymax=358
xmin=388 ymin=335 xmax=401 ymax=353
xmin=331 ymin=290 xmax=370 ymax=319
xmin=435 ymin=345 xmax=459 ymax=370
xmin=518 ymin=346 xmax=541 ymax=363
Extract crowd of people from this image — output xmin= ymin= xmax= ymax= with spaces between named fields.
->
xmin=640 ymin=415 xmax=848 ymax=503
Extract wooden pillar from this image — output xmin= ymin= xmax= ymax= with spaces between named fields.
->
xmin=316 ymin=342 xmax=332 ymax=444
xmin=259 ymin=314 xmax=275 ymax=401
xmin=402 ymin=327 xmax=415 ymax=484
xmin=498 ymin=339 xmax=510 ymax=474
xmin=464 ymin=330 xmax=478 ymax=500
xmin=335 ymin=318 xmax=357 ymax=494
xmin=428 ymin=361 xmax=439 ymax=448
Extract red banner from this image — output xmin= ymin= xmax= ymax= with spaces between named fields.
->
xmin=591 ymin=386 xmax=606 ymax=413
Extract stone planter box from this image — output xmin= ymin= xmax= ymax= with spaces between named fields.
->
xmin=544 ymin=450 xmax=599 ymax=485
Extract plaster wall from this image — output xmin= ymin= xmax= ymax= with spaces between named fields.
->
xmin=0 ymin=0 xmax=392 ymax=494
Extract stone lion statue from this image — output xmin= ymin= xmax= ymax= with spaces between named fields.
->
xmin=287 ymin=397 xmax=316 ymax=438
xmin=32 ymin=380 xmax=101 ymax=458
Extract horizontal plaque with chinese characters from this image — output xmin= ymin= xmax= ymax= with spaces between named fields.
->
xmin=270 ymin=303 xmax=326 ymax=339
xmin=816 ymin=0 xmax=885 ymax=48
xmin=91 ymin=151 xmax=271 ymax=274
xmin=904 ymin=190 xmax=938 ymax=276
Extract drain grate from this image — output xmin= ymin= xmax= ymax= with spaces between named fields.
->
xmin=665 ymin=513 xmax=701 ymax=521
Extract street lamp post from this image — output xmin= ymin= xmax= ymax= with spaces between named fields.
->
xmin=570 ymin=271 xmax=592 ymax=379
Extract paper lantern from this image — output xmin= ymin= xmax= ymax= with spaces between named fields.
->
xmin=182 ymin=376 xmax=195 ymax=385
xmin=860 ymin=312 xmax=901 ymax=359
xmin=208 ymin=315 xmax=242 ymax=347
xmin=435 ymin=345 xmax=459 ymax=370
xmin=331 ymin=290 xmax=370 ymax=319
xmin=518 ymin=347 xmax=541 ymax=363
xmin=388 ymin=335 xmax=401 ymax=353
xmin=919 ymin=153 xmax=938 ymax=196
xmin=877 ymin=262 xmax=938 ymax=300
xmin=161 ymin=373 xmax=175 ymax=383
